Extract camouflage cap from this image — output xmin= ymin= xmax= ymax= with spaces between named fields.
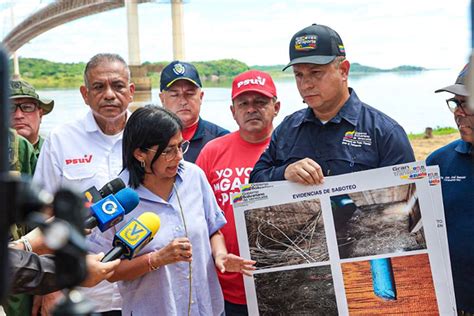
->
xmin=10 ymin=80 xmax=54 ymax=115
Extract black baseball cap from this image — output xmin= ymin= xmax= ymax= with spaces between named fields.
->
xmin=434 ymin=63 xmax=469 ymax=97
xmin=160 ymin=61 xmax=202 ymax=91
xmin=283 ymin=23 xmax=346 ymax=71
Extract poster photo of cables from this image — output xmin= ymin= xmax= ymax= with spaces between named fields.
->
xmin=233 ymin=162 xmax=456 ymax=315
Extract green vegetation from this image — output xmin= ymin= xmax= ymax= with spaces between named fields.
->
xmin=146 ymin=59 xmax=248 ymax=87
xmin=251 ymin=63 xmax=426 ymax=78
xmin=9 ymin=58 xmax=85 ymax=88
xmin=9 ymin=57 xmax=426 ymax=89
xmin=407 ymin=126 xmax=458 ymax=140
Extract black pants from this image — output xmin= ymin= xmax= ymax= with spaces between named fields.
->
xmin=97 ymin=311 xmax=121 ymax=316
xmin=224 ymin=300 xmax=248 ymax=316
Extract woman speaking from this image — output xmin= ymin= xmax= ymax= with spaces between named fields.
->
xmin=106 ymin=106 xmax=254 ymax=315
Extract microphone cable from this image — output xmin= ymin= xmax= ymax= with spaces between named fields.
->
xmin=173 ymin=182 xmax=192 ymax=316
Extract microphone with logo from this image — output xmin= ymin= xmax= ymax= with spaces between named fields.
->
xmin=84 ymin=178 xmax=126 ymax=204
xmin=84 ymin=188 xmax=140 ymax=232
xmin=101 ymin=212 xmax=161 ymax=263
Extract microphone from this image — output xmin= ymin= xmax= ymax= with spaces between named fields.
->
xmin=84 ymin=188 xmax=139 ymax=232
xmin=84 ymin=178 xmax=126 ymax=203
xmin=101 ymin=212 xmax=161 ymax=263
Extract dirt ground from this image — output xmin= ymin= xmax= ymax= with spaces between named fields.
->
xmin=410 ymin=133 xmax=458 ymax=161
xmin=254 ymin=266 xmax=338 ymax=315
xmin=336 ymin=201 xmax=426 ymax=259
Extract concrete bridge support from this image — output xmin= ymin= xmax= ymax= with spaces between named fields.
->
xmin=126 ymin=0 xmax=151 ymax=96
xmin=171 ymin=0 xmax=185 ymax=60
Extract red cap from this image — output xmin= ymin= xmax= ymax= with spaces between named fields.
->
xmin=231 ymin=70 xmax=277 ymax=100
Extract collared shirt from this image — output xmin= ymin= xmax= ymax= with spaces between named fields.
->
xmin=105 ymin=162 xmax=227 ymax=316
xmin=33 ymin=110 xmax=125 ymax=312
xmin=427 ymin=139 xmax=474 ymax=312
xmin=33 ymin=135 xmax=45 ymax=159
xmin=250 ymin=88 xmax=415 ymax=182
xmin=185 ymin=117 xmax=229 ymax=163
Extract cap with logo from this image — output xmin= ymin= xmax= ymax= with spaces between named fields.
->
xmin=435 ymin=63 xmax=469 ymax=97
xmin=160 ymin=61 xmax=202 ymax=91
xmin=10 ymin=80 xmax=54 ymax=114
xmin=231 ymin=70 xmax=277 ymax=100
xmin=283 ymin=23 xmax=346 ymax=71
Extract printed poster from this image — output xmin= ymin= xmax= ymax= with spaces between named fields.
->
xmin=233 ymin=162 xmax=456 ymax=315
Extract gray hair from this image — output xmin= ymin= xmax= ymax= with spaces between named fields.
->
xmin=83 ymin=53 xmax=130 ymax=87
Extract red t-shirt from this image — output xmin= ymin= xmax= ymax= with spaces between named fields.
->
xmin=196 ymin=131 xmax=270 ymax=305
xmin=182 ymin=120 xmax=199 ymax=141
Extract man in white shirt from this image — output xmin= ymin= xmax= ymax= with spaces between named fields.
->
xmin=34 ymin=53 xmax=135 ymax=315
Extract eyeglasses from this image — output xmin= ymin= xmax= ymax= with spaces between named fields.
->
xmin=446 ymin=98 xmax=473 ymax=115
xmin=147 ymin=140 xmax=190 ymax=161
xmin=11 ymin=102 xmax=38 ymax=113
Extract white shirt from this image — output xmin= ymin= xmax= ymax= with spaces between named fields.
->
xmin=33 ymin=110 xmax=124 ymax=312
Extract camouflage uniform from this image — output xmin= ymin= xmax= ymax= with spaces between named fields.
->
xmin=7 ymin=80 xmax=52 ymax=316
xmin=5 ymin=131 xmax=37 ymax=316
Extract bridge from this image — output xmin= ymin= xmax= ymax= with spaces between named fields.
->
xmin=1 ymin=0 xmax=186 ymax=92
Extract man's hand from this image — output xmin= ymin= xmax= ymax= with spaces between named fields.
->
xmin=284 ymin=158 xmax=324 ymax=185
xmin=80 ymin=252 xmax=120 ymax=287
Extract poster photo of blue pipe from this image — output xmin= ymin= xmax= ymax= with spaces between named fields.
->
xmin=330 ymin=183 xmax=426 ymax=259
xmin=341 ymin=254 xmax=439 ymax=314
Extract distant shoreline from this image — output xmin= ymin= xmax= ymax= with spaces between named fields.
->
xmin=10 ymin=57 xmax=427 ymax=89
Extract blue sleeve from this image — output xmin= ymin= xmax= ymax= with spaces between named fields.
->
xmin=379 ymin=124 xmax=416 ymax=166
xmin=217 ymin=127 xmax=230 ymax=137
xmin=249 ymin=126 xmax=288 ymax=183
xmin=198 ymin=169 xmax=227 ymax=235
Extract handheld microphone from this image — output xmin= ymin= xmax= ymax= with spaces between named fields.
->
xmin=84 ymin=178 xmax=126 ymax=203
xmin=101 ymin=212 xmax=161 ymax=263
xmin=84 ymin=188 xmax=140 ymax=232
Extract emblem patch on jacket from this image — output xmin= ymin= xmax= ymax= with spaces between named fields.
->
xmin=341 ymin=130 xmax=372 ymax=147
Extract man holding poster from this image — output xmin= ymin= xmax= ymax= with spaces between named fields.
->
xmin=250 ymin=23 xmax=415 ymax=184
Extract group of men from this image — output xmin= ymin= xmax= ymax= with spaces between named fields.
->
xmin=4 ymin=22 xmax=473 ymax=316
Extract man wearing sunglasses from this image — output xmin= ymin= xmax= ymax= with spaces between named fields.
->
xmin=427 ymin=63 xmax=474 ymax=315
xmin=10 ymin=80 xmax=54 ymax=158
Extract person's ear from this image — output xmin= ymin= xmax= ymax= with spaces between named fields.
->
xmin=339 ymin=59 xmax=350 ymax=80
xmin=80 ymin=85 xmax=89 ymax=105
xmin=133 ymin=148 xmax=147 ymax=163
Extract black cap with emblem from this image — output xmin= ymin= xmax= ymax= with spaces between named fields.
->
xmin=160 ymin=61 xmax=202 ymax=92
xmin=283 ymin=23 xmax=346 ymax=71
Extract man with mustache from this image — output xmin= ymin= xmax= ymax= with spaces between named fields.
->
xmin=250 ymin=23 xmax=414 ymax=184
xmin=159 ymin=61 xmax=229 ymax=162
xmin=33 ymin=53 xmax=134 ymax=315
xmin=196 ymin=70 xmax=279 ymax=315
xmin=10 ymin=80 xmax=54 ymax=158
xmin=427 ymin=63 xmax=474 ymax=315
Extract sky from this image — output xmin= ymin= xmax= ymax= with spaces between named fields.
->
xmin=0 ymin=0 xmax=471 ymax=70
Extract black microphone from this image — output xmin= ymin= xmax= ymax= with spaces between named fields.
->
xmin=84 ymin=178 xmax=125 ymax=203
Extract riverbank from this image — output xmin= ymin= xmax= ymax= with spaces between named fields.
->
xmin=11 ymin=57 xmax=426 ymax=89
xmin=410 ymin=133 xmax=458 ymax=161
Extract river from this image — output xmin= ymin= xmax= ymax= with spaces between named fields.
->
xmin=37 ymin=69 xmax=459 ymax=136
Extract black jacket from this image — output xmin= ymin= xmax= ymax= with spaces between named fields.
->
xmin=184 ymin=117 xmax=229 ymax=163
